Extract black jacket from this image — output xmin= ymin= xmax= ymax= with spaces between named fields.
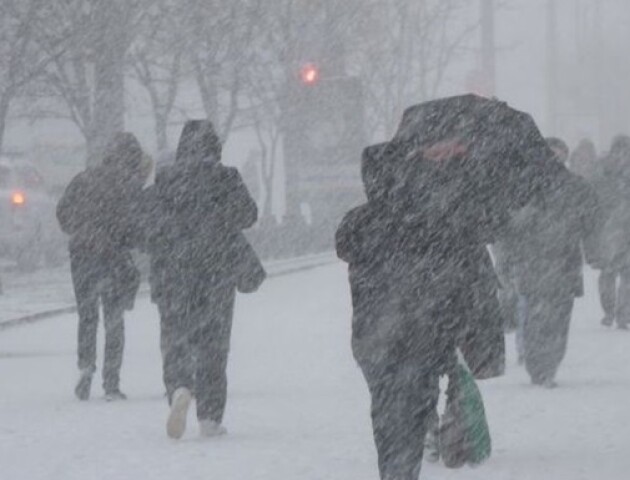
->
xmin=338 ymin=144 xmax=505 ymax=375
xmin=144 ymin=160 xmax=258 ymax=305
xmin=57 ymin=144 xmax=145 ymax=311
xmin=500 ymin=169 xmax=601 ymax=298
xmin=57 ymin=164 xmax=144 ymax=256
xmin=589 ymin=158 xmax=630 ymax=268
xmin=337 ymin=195 xmax=477 ymax=373
xmin=336 ymin=201 xmax=397 ymax=361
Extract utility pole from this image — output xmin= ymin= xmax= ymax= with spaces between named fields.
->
xmin=480 ymin=0 xmax=496 ymax=95
xmin=546 ymin=0 xmax=559 ymax=135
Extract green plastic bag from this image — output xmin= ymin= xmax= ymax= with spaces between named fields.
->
xmin=439 ymin=353 xmax=492 ymax=468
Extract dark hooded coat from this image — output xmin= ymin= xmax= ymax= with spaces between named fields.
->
xmin=591 ymin=136 xmax=630 ymax=268
xmin=57 ymin=133 xmax=145 ymax=254
xmin=501 ymin=168 xmax=601 ymax=298
xmin=143 ymin=120 xmax=258 ymax=306
xmin=56 ymin=132 xmax=145 ymax=308
xmin=339 ymin=96 xmax=565 ymax=378
xmin=337 ymin=143 xmax=479 ymax=373
xmin=336 ymin=143 xmax=401 ymax=365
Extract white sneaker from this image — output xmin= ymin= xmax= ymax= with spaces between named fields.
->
xmin=166 ymin=387 xmax=192 ymax=439
xmin=199 ymin=419 xmax=227 ymax=438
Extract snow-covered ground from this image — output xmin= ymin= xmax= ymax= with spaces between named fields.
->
xmin=0 ymin=263 xmax=629 ymax=480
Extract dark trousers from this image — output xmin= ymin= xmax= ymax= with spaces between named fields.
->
xmin=70 ymin=251 xmax=125 ymax=393
xmin=523 ymin=293 xmax=574 ymax=384
xmin=358 ymin=356 xmax=439 ymax=480
xmin=158 ymin=286 xmax=235 ymax=422
xmin=599 ymin=265 xmax=630 ymax=327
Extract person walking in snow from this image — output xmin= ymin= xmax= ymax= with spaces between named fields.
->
xmin=337 ymin=140 xmax=500 ymax=478
xmin=143 ymin=120 xmax=258 ymax=439
xmin=569 ymin=138 xmax=599 ymax=180
xmin=338 ymin=95 xmax=564 ymax=478
xmin=56 ymin=132 xmax=145 ymax=401
xmin=337 ymin=143 xmax=444 ymax=480
xmin=501 ymin=138 xmax=601 ymax=387
xmin=590 ymin=135 xmax=630 ymax=329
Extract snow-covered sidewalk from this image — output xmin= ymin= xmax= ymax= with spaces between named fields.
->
xmin=0 ymin=263 xmax=629 ymax=480
xmin=0 ymin=266 xmax=75 ymax=327
xmin=0 ymin=253 xmax=337 ymax=329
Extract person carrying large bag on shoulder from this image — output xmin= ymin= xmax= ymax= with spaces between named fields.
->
xmin=143 ymin=119 xmax=259 ymax=440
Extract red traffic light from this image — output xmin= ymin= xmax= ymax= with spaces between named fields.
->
xmin=300 ymin=63 xmax=320 ymax=86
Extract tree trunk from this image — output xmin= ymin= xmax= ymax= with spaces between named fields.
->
xmin=195 ymin=63 xmax=220 ymax=129
xmin=0 ymin=95 xmax=10 ymax=155
xmin=155 ymin=113 xmax=168 ymax=152
xmin=89 ymin=0 xmax=127 ymax=166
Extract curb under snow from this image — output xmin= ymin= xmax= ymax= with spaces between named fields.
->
xmin=0 ymin=252 xmax=338 ymax=331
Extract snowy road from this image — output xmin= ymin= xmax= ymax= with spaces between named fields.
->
xmin=1 ymin=263 xmax=629 ymax=480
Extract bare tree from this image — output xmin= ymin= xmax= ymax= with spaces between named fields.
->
xmin=243 ymin=59 xmax=284 ymax=223
xmin=128 ymin=0 xmax=185 ymax=151
xmin=0 ymin=0 xmax=49 ymax=153
xmin=182 ymin=0 xmax=260 ymax=141
xmin=238 ymin=0 xmax=362 ymax=221
xmin=240 ymin=0 xmax=316 ymax=222
xmin=31 ymin=0 xmax=143 ymax=164
xmin=349 ymin=0 xmax=479 ymax=137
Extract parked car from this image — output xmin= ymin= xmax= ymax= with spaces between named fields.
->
xmin=0 ymin=158 xmax=66 ymax=270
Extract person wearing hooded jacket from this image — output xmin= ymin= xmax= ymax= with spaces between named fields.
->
xmin=142 ymin=120 xmax=258 ymax=439
xmin=500 ymin=138 xmax=601 ymax=386
xmin=56 ymin=132 xmax=145 ymax=401
xmin=337 ymin=144 xmax=438 ymax=480
xmin=337 ymin=142 xmax=493 ymax=480
xmin=591 ymin=135 xmax=630 ymax=329
xmin=569 ymin=138 xmax=599 ymax=180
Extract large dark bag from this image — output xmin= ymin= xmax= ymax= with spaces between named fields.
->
xmin=111 ymin=251 xmax=141 ymax=311
xmin=234 ymin=233 xmax=266 ymax=293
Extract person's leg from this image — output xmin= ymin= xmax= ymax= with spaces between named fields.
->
xmin=523 ymin=295 xmax=547 ymax=384
xmin=423 ymin=405 xmax=441 ymax=463
xmin=70 ymin=252 xmax=100 ymax=400
xmin=195 ymin=289 xmax=236 ymax=428
xmin=524 ymin=294 xmax=573 ymax=386
xmin=615 ymin=265 xmax=630 ymax=329
xmin=101 ymin=286 xmax=126 ymax=397
xmin=599 ymin=268 xmax=617 ymax=326
xmin=360 ymin=361 xmax=393 ymax=479
xmin=367 ymin=360 xmax=439 ymax=480
xmin=158 ymin=302 xmax=193 ymax=401
xmin=544 ymin=296 xmax=574 ymax=383
xmin=164 ymin=301 xmax=196 ymax=439
xmin=515 ymin=294 xmax=529 ymax=364
xmin=497 ymin=280 xmax=518 ymax=331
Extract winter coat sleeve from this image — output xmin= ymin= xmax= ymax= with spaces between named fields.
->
xmin=336 ymin=205 xmax=386 ymax=264
xmin=335 ymin=208 xmax=362 ymax=264
xmin=56 ymin=172 xmax=88 ymax=235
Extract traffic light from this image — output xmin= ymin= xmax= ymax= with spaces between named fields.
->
xmin=283 ymin=71 xmax=366 ymax=231
xmin=299 ymin=63 xmax=320 ymax=86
